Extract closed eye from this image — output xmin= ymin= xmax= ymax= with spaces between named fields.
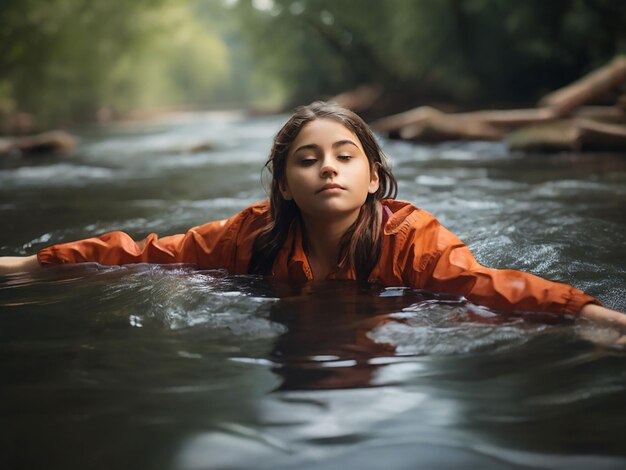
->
xmin=337 ymin=155 xmax=353 ymax=161
xmin=299 ymin=158 xmax=317 ymax=166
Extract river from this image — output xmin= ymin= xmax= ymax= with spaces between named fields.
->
xmin=1 ymin=111 xmax=626 ymax=469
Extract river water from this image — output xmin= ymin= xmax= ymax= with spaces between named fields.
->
xmin=1 ymin=111 xmax=626 ymax=469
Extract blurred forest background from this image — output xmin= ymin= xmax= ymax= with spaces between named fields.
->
xmin=1 ymin=0 xmax=626 ymax=133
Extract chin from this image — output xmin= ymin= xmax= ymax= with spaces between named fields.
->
xmin=309 ymin=201 xmax=362 ymax=217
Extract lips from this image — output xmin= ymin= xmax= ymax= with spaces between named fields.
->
xmin=316 ymin=183 xmax=345 ymax=194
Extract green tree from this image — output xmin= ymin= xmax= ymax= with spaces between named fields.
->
xmin=0 ymin=0 xmax=233 ymax=130
xmin=230 ymin=0 xmax=626 ymax=111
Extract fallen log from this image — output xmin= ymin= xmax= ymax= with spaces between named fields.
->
xmin=572 ymin=106 xmax=626 ymax=122
xmin=400 ymin=110 xmax=504 ymax=142
xmin=373 ymin=103 xmax=626 ymax=139
xmin=0 ymin=130 xmax=77 ymax=156
xmin=506 ymin=118 xmax=626 ymax=152
xmin=539 ymin=56 xmax=626 ymax=117
xmin=575 ymin=118 xmax=626 ymax=149
xmin=373 ymin=104 xmax=626 ymax=146
xmin=371 ymin=55 xmax=626 ymax=149
xmin=455 ymin=106 xmax=626 ymax=127
xmin=454 ymin=107 xmax=558 ymax=128
xmin=506 ymin=121 xmax=580 ymax=152
xmin=372 ymin=106 xmax=559 ymax=136
xmin=370 ymin=105 xmax=442 ymax=134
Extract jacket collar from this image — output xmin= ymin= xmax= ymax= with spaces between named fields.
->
xmin=272 ymin=199 xmax=418 ymax=281
xmin=381 ymin=199 xmax=419 ymax=235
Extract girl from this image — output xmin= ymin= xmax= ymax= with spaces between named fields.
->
xmin=0 ymin=101 xmax=624 ymax=330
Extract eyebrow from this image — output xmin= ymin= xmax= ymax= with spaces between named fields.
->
xmin=292 ymin=139 xmax=360 ymax=154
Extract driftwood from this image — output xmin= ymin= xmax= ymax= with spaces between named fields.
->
xmin=373 ymin=105 xmax=626 ymax=138
xmin=572 ymin=106 xmax=626 ymax=121
xmin=506 ymin=121 xmax=580 ymax=152
xmin=372 ymin=106 xmax=560 ymax=136
xmin=0 ymin=130 xmax=77 ymax=156
xmin=576 ymin=118 xmax=626 ymax=149
xmin=539 ymin=56 xmax=626 ymax=117
xmin=368 ymin=55 xmax=626 ymax=150
xmin=371 ymin=106 xmax=442 ymax=134
xmin=507 ymin=119 xmax=626 ymax=152
xmin=399 ymin=109 xmax=503 ymax=142
xmin=453 ymin=108 xmax=558 ymax=128
xmin=379 ymin=104 xmax=626 ymax=149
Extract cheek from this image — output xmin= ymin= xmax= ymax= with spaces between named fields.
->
xmin=281 ymin=168 xmax=303 ymax=198
xmin=359 ymin=163 xmax=374 ymax=184
xmin=286 ymin=166 xmax=311 ymax=186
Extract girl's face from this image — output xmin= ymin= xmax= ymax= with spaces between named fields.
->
xmin=281 ymin=118 xmax=379 ymax=221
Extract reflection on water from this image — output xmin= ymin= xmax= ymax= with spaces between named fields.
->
xmin=2 ymin=112 xmax=626 ymax=469
xmin=269 ymin=281 xmax=401 ymax=390
xmin=3 ymin=267 xmax=626 ymax=469
xmin=265 ymin=281 xmax=549 ymax=391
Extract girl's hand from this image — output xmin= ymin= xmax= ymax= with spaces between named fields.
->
xmin=580 ymin=303 xmax=626 ymax=346
xmin=0 ymin=255 xmax=40 ymax=275
xmin=580 ymin=303 xmax=626 ymax=328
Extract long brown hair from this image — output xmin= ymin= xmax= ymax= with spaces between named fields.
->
xmin=249 ymin=101 xmax=397 ymax=280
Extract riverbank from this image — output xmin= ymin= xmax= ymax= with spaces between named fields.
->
xmin=5 ymin=56 xmax=626 ymax=157
xmin=335 ymin=56 xmax=626 ymax=153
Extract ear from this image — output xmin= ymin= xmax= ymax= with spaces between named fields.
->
xmin=368 ymin=163 xmax=380 ymax=194
xmin=279 ymin=179 xmax=293 ymax=200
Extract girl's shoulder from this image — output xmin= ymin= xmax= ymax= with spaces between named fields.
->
xmin=242 ymin=199 xmax=271 ymax=216
xmin=225 ymin=200 xmax=271 ymax=234
xmin=381 ymin=199 xmax=439 ymax=235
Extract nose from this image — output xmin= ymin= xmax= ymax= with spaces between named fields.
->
xmin=320 ymin=159 xmax=337 ymax=179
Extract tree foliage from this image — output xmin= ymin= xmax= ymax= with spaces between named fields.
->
xmin=0 ymin=0 xmax=232 ymax=129
xmin=2 ymin=0 xmax=626 ymax=129
xmin=230 ymin=0 xmax=626 ymax=109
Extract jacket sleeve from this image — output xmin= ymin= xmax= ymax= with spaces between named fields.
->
xmin=37 ymin=204 xmax=265 ymax=271
xmin=402 ymin=217 xmax=601 ymax=315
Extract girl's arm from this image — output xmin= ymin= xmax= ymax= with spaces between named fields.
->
xmin=420 ymin=239 xmax=626 ymax=327
xmin=580 ymin=303 xmax=626 ymax=328
xmin=1 ymin=202 xmax=268 ymax=275
xmin=402 ymin=215 xmax=612 ymax=317
xmin=36 ymin=218 xmax=242 ymax=269
xmin=0 ymin=255 xmax=40 ymax=275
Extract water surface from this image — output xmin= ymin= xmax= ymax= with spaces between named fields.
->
xmin=1 ymin=111 xmax=626 ymax=469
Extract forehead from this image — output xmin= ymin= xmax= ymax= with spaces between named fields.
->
xmin=289 ymin=118 xmax=363 ymax=153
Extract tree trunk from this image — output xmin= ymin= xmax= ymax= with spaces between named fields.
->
xmin=506 ymin=121 xmax=580 ymax=152
xmin=372 ymin=106 xmax=556 ymax=135
xmin=572 ymin=106 xmax=626 ymax=122
xmin=575 ymin=118 xmax=626 ymax=149
xmin=400 ymin=112 xmax=503 ymax=142
xmin=370 ymin=106 xmax=443 ymax=134
xmin=0 ymin=131 xmax=76 ymax=156
xmin=538 ymin=56 xmax=626 ymax=116
xmin=506 ymin=119 xmax=626 ymax=152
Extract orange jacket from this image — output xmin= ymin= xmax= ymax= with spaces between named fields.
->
xmin=38 ymin=199 xmax=598 ymax=314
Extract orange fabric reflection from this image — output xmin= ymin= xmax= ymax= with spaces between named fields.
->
xmin=267 ymin=282 xmax=398 ymax=390
xmin=38 ymin=199 xmax=599 ymax=314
